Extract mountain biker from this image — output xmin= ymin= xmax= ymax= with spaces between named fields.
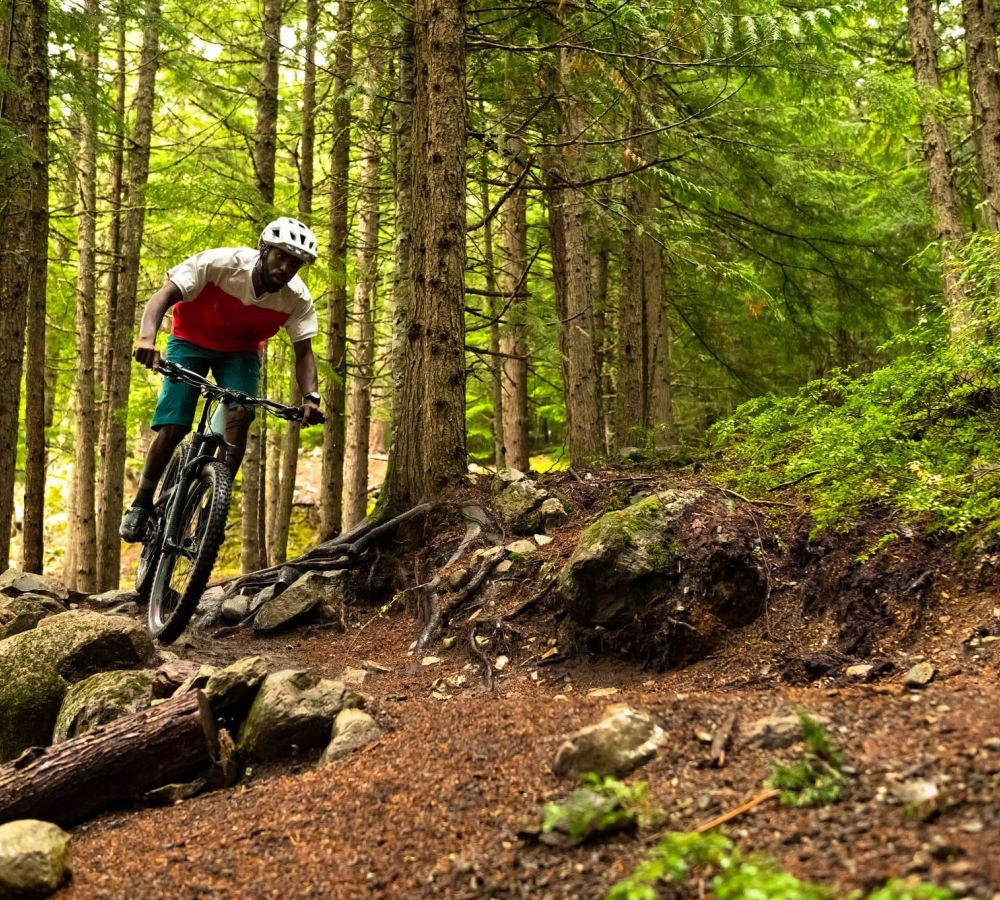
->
xmin=119 ymin=216 xmax=326 ymax=543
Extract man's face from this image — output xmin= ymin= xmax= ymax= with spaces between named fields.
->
xmin=259 ymin=246 xmax=304 ymax=292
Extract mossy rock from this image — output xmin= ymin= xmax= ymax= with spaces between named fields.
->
xmin=0 ymin=595 xmax=67 ymax=640
xmin=52 ymin=669 xmax=157 ymax=743
xmin=0 ymin=610 xmax=156 ymax=762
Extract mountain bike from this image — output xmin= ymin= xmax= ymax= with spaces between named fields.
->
xmin=135 ymin=359 xmax=303 ymax=644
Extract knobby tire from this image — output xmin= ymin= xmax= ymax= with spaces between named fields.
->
xmin=136 ymin=450 xmax=184 ymax=602
xmin=148 ymin=459 xmax=232 ymax=644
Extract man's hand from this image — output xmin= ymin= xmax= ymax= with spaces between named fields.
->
xmin=133 ymin=338 xmax=161 ymax=370
xmin=301 ymin=400 xmax=325 ymax=426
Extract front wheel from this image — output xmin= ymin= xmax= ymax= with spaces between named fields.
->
xmin=148 ymin=459 xmax=232 ymax=644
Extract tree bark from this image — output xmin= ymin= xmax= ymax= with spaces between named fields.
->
xmin=243 ymin=0 xmax=282 ymax=572
xmin=98 ymin=0 xmax=161 ymax=588
xmin=71 ymin=0 xmax=100 ymax=593
xmin=908 ymin=0 xmax=969 ymax=336
xmin=343 ymin=58 xmax=383 ymax=530
xmin=545 ymin=49 xmax=604 ymax=465
xmin=19 ymin=0 xmax=50 ymax=574
xmin=0 ymin=691 xmax=218 ymax=828
xmin=96 ymin=0 xmax=128 ymax=588
xmin=0 ymin=0 xmax=48 ymax=571
xmin=499 ymin=137 xmax=530 ymax=472
xmin=382 ymin=0 xmax=467 ymax=511
xmin=320 ymin=0 xmax=353 ymax=539
xmin=962 ymin=0 xmax=1000 ymax=230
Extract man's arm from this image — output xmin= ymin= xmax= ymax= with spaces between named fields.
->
xmin=293 ymin=338 xmax=325 ymax=426
xmin=133 ymin=279 xmax=183 ymax=369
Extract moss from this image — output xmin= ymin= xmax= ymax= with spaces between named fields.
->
xmin=54 ymin=669 xmax=156 ymax=742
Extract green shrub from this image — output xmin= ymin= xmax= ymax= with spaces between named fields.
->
xmin=709 ymin=323 xmax=1000 ymax=535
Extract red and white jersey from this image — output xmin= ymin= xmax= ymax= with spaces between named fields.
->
xmin=167 ymin=247 xmax=318 ymax=353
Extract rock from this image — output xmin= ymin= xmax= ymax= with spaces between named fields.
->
xmin=152 ymin=660 xmax=205 ymax=699
xmin=0 ymin=569 xmax=69 ymax=602
xmin=617 ymin=447 xmax=645 ymax=463
xmin=319 ymin=709 xmax=381 ymax=764
xmin=845 ymin=664 xmax=874 ymax=680
xmin=174 ymin=665 xmax=219 ymax=696
xmin=553 ymin=705 xmax=666 ymax=778
xmin=0 ymin=820 xmax=72 ymax=897
xmin=495 ymin=655 xmax=509 ymax=671
xmin=341 ymin=666 xmax=368 ymax=686
xmin=587 ymin=687 xmax=619 ymax=698
xmin=506 ymin=539 xmax=537 ymax=557
xmin=0 ymin=595 xmax=67 ymax=640
xmin=88 ymin=589 xmax=139 ymax=609
xmin=237 ymin=670 xmax=363 ymax=761
xmin=421 ymin=656 xmax=441 ymax=667
xmin=904 ymin=662 xmax=936 ymax=688
xmin=744 ymin=713 xmax=832 ymax=750
xmin=494 ymin=479 xmax=547 ymax=532
xmin=0 ymin=610 xmax=156 ymax=762
xmin=528 ymin=786 xmax=638 ymax=848
xmin=253 ymin=571 xmax=348 ymax=632
xmin=534 ymin=534 xmax=554 ymax=547
xmin=203 ymin=656 xmax=268 ymax=718
xmin=145 ymin=778 xmax=208 ymax=806
xmin=362 ymin=660 xmax=391 ymax=674
xmin=220 ymin=596 xmax=250 ymax=624
xmin=525 ymin=498 xmax=569 ymax=533
xmin=52 ymin=669 xmax=157 ymax=743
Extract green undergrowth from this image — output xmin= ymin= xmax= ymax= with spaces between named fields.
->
xmin=605 ymin=830 xmax=958 ymax=900
xmin=709 ymin=324 xmax=1000 ymax=536
xmin=766 ymin=708 xmax=851 ymax=808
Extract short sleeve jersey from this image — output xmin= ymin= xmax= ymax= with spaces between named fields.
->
xmin=167 ymin=247 xmax=318 ymax=353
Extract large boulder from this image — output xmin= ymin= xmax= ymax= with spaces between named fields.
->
xmin=0 ymin=820 xmax=72 ymax=898
xmin=553 ymin=705 xmax=666 ymax=778
xmin=52 ymin=669 xmax=157 ymax=743
xmin=557 ymin=490 xmax=768 ymax=666
xmin=237 ymin=670 xmax=363 ymax=761
xmin=0 ymin=595 xmax=67 ymax=640
xmin=491 ymin=469 xmax=566 ymax=534
xmin=0 ymin=610 xmax=156 ymax=762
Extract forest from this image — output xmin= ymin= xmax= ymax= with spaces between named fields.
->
xmin=2 ymin=0 xmax=1000 ymax=589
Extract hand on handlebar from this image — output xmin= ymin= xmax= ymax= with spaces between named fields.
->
xmin=133 ymin=339 xmax=161 ymax=370
xmin=301 ymin=401 xmax=325 ymax=426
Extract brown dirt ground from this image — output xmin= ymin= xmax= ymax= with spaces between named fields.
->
xmin=57 ymin=473 xmax=1000 ymax=899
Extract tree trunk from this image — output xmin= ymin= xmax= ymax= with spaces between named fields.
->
xmin=19 ymin=0 xmax=50 ymax=574
xmin=0 ymin=691 xmax=218 ymax=828
xmin=0 ymin=0 xmax=48 ymax=571
xmin=499 ymin=137 xmax=530 ymax=472
xmin=71 ymin=0 xmax=100 ymax=593
xmin=269 ymin=0 xmax=318 ymax=563
xmin=96 ymin=0 xmax=128 ymax=588
xmin=98 ymin=0 xmax=161 ymax=589
xmin=962 ymin=0 xmax=1000 ymax=230
xmin=243 ymin=0 xmax=282 ymax=572
xmin=320 ymin=0 xmax=353 ymax=539
xmin=908 ymin=0 xmax=969 ymax=336
xmin=591 ymin=244 xmax=613 ymax=449
xmin=545 ymin=49 xmax=603 ymax=465
xmin=382 ymin=0 xmax=467 ymax=511
xmin=343 ymin=59 xmax=383 ymax=530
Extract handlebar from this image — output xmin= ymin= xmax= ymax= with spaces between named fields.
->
xmin=155 ymin=359 xmax=304 ymax=422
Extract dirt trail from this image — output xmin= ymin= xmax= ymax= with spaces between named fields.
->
xmin=57 ymin=567 xmax=1000 ymax=899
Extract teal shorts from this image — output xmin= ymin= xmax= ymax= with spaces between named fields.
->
xmin=152 ymin=336 xmax=261 ymax=430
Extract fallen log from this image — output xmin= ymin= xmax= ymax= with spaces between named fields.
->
xmin=0 ymin=690 xmax=218 ymax=827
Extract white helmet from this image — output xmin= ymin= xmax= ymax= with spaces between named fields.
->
xmin=259 ymin=216 xmax=318 ymax=263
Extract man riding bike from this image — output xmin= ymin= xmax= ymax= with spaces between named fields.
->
xmin=120 ymin=216 xmax=326 ymax=543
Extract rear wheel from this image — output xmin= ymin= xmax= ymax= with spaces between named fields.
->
xmin=148 ymin=459 xmax=232 ymax=644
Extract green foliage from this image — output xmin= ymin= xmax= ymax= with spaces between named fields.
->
xmin=710 ymin=323 xmax=1000 ymax=535
xmin=542 ymin=774 xmax=649 ymax=843
xmin=606 ymin=831 xmax=956 ymax=900
xmin=765 ymin=708 xmax=850 ymax=808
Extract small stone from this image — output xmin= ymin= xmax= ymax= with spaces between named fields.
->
xmin=495 ymin=655 xmax=509 ymax=671
xmin=145 ymin=778 xmax=207 ymax=806
xmin=341 ymin=666 xmax=367 ymax=686
xmin=846 ymin=664 xmax=874 ymax=680
xmin=587 ymin=687 xmax=619 ymax=698
xmin=362 ymin=660 xmax=391 ymax=674
xmin=442 ymin=636 xmax=456 ymax=650
xmin=553 ymin=705 xmax=666 ymax=778
xmin=319 ymin=709 xmax=381 ymax=765
xmin=495 ymin=560 xmax=513 ymax=574
xmin=982 ymin=737 xmax=1000 ymax=752
xmin=506 ymin=539 xmax=537 ymax=557
xmin=959 ymin=819 xmax=984 ymax=834
xmin=421 ymin=656 xmax=441 ymax=667
xmin=904 ymin=662 xmax=935 ymax=688
xmin=534 ymin=534 xmax=553 ymax=546
xmin=475 ymin=636 xmax=490 ymax=647
xmin=541 ymin=647 xmax=560 ymax=660
xmin=744 ymin=713 xmax=832 ymax=750
xmin=695 ymin=731 xmax=713 ymax=744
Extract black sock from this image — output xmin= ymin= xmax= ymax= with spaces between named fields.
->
xmin=133 ymin=486 xmax=155 ymax=510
